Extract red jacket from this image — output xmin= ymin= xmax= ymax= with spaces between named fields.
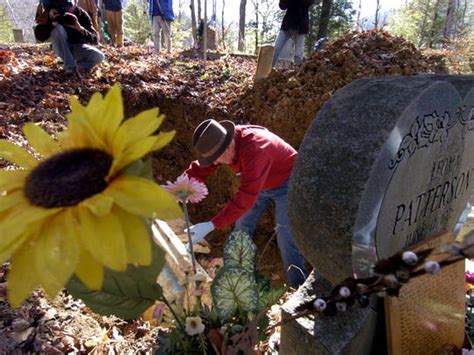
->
xmin=185 ymin=125 xmax=297 ymax=229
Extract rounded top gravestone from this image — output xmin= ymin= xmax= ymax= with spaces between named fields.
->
xmin=289 ymin=75 xmax=474 ymax=284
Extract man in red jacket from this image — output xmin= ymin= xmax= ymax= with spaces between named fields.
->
xmin=184 ymin=119 xmax=307 ymax=287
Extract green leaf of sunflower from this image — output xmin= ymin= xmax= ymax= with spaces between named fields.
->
xmin=211 ymin=266 xmax=259 ymax=321
xmin=223 ymin=230 xmax=257 ymax=272
xmin=66 ymin=236 xmax=165 ymax=320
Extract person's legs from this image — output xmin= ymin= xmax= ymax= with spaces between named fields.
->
xmin=294 ymin=32 xmax=305 ymax=65
xmin=115 ymin=10 xmax=124 ymax=47
xmin=161 ymin=19 xmax=172 ymax=52
xmin=271 ymin=181 xmax=307 ymax=288
xmin=105 ymin=10 xmax=117 ymax=45
xmin=272 ymin=30 xmax=290 ymax=66
xmin=71 ymin=44 xmax=105 ymax=70
xmin=234 ymin=192 xmax=272 ymax=238
xmin=151 ymin=16 xmax=162 ymax=51
xmin=50 ymin=24 xmax=76 ymax=72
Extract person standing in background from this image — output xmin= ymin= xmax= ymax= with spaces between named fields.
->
xmin=77 ymin=0 xmax=100 ymax=41
xmin=272 ymin=0 xmax=314 ymax=66
xmin=103 ymin=0 xmax=124 ymax=46
xmin=149 ymin=0 xmax=175 ymax=53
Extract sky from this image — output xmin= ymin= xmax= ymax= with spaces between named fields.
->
xmin=200 ymin=0 xmax=405 ymax=25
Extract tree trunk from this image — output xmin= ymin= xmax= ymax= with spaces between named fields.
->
xmin=355 ymin=0 xmax=362 ymax=31
xmin=442 ymin=0 xmax=456 ymax=45
xmin=254 ymin=0 xmax=259 ymax=54
xmin=221 ymin=0 xmax=226 ymax=49
xmin=316 ymin=0 xmax=332 ymax=40
xmin=374 ymin=0 xmax=381 ymax=29
xmin=428 ymin=0 xmax=441 ymax=48
xmin=197 ymin=0 xmax=202 ymax=21
xmin=238 ymin=0 xmax=247 ymax=51
xmin=417 ymin=0 xmax=431 ymax=48
xmin=190 ymin=0 xmax=198 ymax=46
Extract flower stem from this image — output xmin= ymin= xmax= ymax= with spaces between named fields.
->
xmin=162 ymin=295 xmax=185 ymax=333
xmin=182 ymin=201 xmax=197 ymax=274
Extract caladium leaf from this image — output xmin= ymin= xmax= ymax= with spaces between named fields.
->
xmin=66 ymin=237 xmax=166 ymax=320
xmin=223 ymin=230 xmax=256 ymax=273
xmin=211 ymin=266 xmax=259 ymax=321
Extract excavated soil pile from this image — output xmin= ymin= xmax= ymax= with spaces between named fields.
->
xmin=233 ymin=29 xmax=447 ymax=149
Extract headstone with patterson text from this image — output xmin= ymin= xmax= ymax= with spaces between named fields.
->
xmin=280 ymin=75 xmax=474 ymax=354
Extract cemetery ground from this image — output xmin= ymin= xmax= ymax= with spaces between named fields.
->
xmin=0 ymin=30 xmax=472 ymax=352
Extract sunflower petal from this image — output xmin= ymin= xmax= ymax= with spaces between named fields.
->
xmin=112 ymin=108 xmax=163 ymax=154
xmin=81 ymin=192 xmax=114 ymax=216
xmin=151 ymin=130 xmax=176 ymax=151
xmin=78 ymin=207 xmax=127 ymax=271
xmin=0 ymin=170 xmax=28 ymax=192
xmin=107 ymin=176 xmax=182 ymax=220
xmin=112 ymin=136 xmax=158 ymax=174
xmin=89 ymin=84 xmax=124 ymax=147
xmin=0 ymin=140 xmax=38 ymax=169
xmin=23 ymin=123 xmax=61 ymax=157
xmin=0 ymin=190 xmax=25 ymax=213
xmin=63 ymin=114 xmax=107 ymax=150
xmin=35 ymin=212 xmax=78 ymax=298
xmin=115 ymin=207 xmax=152 ymax=265
xmin=0 ymin=203 xmax=60 ymax=258
xmin=8 ymin=241 xmax=40 ymax=308
xmin=75 ymin=246 xmax=104 ymax=290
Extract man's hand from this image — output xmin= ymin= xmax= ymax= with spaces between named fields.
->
xmin=185 ymin=221 xmax=215 ymax=244
xmin=49 ymin=9 xmax=60 ymax=26
xmin=62 ymin=13 xmax=84 ymax=33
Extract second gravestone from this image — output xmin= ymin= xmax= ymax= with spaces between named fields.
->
xmin=281 ymin=75 xmax=474 ymax=354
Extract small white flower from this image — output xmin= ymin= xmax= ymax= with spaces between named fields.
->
xmin=313 ymin=298 xmax=327 ymax=311
xmin=185 ymin=316 xmax=205 ymax=336
xmin=424 ymin=261 xmax=441 ymax=275
xmin=383 ymin=274 xmax=400 ymax=289
xmin=402 ymin=251 xmax=418 ymax=265
xmin=339 ymin=287 xmax=351 ymax=298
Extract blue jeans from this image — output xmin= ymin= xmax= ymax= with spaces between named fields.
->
xmin=234 ymin=180 xmax=307 ymax=288
xmin=272 ymin=29 xmax=305 ymax=66
xmin=51 ymin=25 xmax=104 ymax=72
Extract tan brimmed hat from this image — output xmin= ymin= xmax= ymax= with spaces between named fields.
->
xmin=192 ymin=119 xmax=235 ymax=166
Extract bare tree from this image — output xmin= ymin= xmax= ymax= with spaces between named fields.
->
xmin=190 ymin=0 xmax=198 ymax=46
xmin=428 ymin=0 xmax=441 ymax=48
xmin=221 ymin=0 xmax=226 ymax=49
xmin=374 ymin=0 xmax=381 ymax=29
xmin=355 ymin=0 xmax=362 ymax=31
xmin=238 ymin=0 xmax=247 ymax=51
xmin=317 ymin=0 xmax=332 ymax=40
xmin=443 ymin=0 xmax=456 ymax=45
xmin=197 ymin=0 xmax=202 ymax=21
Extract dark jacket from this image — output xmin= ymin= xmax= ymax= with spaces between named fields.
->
xmin=35 ymin=6 xmax=98 ymax=44
xmin=279 ymin=0 xmax=314 ymax=34
xmin=103 ymin=0 xmax=123 ymax=12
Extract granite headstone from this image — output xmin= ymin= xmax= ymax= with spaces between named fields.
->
xmin=280 ymin=75 xmax=474 ymax=354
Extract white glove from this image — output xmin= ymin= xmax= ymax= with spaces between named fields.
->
xmin=185 ymin=221 xmax=214 ymax=245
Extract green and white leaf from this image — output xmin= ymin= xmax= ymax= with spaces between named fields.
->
xmin=211 ymin=266 xmax=259 ymax=321
xmin=66 ymin=237 xmax=165 ymax=320
xmin=223 ymin=230 xmax=256 ymax=272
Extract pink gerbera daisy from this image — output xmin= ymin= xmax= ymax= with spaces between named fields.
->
xmin=163 ymin=174 xmax=208 ymax=204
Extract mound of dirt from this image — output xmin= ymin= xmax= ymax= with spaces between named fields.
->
xmin=232 ymin=29 xmax=447 ymax=149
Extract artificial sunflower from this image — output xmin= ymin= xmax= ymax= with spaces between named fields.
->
xmin=0 ymin=84 xmax=182 ymax=307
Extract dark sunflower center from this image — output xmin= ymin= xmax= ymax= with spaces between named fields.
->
xmin=25 ymin=148 xmax=113 ymax=208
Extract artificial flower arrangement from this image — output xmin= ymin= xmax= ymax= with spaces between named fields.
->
xmin=155 ymin=230 xmax=286 ymax=355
